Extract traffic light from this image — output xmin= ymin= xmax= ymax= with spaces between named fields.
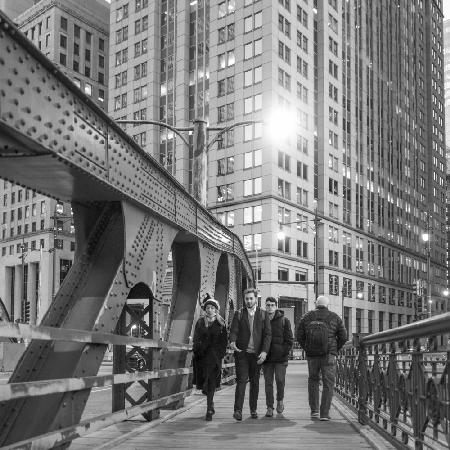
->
xmin=23 ymin=301 xmax=30 ymax=323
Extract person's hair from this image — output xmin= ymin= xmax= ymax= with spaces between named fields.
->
xmin=265 ymin=296 xmax=277 ymax=306
xmin=243 ymin=287 xmax=258 ymax=297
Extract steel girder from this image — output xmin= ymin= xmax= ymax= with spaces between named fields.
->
xmin=0 ymin=11 xmax=252 ymax=279
xmin=0 ymin=11 xmax=254 ymax=445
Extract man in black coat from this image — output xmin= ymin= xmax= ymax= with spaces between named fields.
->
xmin=229 ymin=288 xmax=271 ymax=421
xmin=297 ymin=295 xmax=347 ymax=421
xmin=263 ymin=297 xmax=293 ymax=417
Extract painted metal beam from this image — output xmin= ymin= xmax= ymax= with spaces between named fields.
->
xmin=0 ymin=10 xmax=253 ymax=279
xmin=2 ymin=389 xmax=194 ymax=450
xmin=0 ymin=322 xmax=192 ymax=350
xmin=0 ymin=368 xmax=192 ymax=402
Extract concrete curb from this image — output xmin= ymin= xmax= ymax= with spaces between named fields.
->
xmin=93 ymin=385 xmax=233 ymax=450
xmin=332 ymin=396 xmax=396 ymax=450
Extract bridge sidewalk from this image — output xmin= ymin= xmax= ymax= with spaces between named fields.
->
xmin=75 ymin=361 xmax=393 ymax=450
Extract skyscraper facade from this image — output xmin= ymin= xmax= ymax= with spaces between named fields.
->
xmin=109 ymin=0 xmax=446 ymax=336
xmin=0 ymin=0 xmax=110 ymax=324
xmin=445 ymin=18 xmax=450 ymax=162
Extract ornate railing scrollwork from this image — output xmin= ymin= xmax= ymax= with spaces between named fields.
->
xmin=336 ymin=312 xmax=450 ymax=449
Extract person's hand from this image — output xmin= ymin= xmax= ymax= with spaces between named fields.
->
xmin=257 ymin=351 xmax=267 ymax=365
xmin=230 ymin=342 xmax=241 ymax=352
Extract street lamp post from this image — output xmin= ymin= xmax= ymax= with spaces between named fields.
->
xmin=116 ymin=118 xmax=261 ymax=207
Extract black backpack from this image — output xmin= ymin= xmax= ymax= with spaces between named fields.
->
xmin=304 ymin=312 xmax=331 ymax=357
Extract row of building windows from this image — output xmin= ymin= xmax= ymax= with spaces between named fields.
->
xmin=2 ymin=202 xmax=46 ymax=223
xmin=1 ymin=239 xmax=75 ymax=257
xmin=2 ymin=189 xmax=36 ymax=205
xmin=114 ymin=38 xmax=148 ymax=68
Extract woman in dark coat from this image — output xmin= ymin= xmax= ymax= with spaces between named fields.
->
xmin=193 ymin=298 xmax=228 ymax=421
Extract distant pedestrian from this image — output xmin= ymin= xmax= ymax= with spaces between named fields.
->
xmin=263 ymin=297 xmax=293 ymax=417
xmin=193 ymin=297 xmax=228 ymax=421
xmin=229 ymin=288 xmax=271 ymax=420
xmin=297 ymin=295 xmax=347 ymax=421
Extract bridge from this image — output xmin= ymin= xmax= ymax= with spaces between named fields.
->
xmin=0 ymin=9 xmax=449 ymax=450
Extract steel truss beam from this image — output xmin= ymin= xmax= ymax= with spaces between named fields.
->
xmin=0 ymin=11 xmax=254 ymax=446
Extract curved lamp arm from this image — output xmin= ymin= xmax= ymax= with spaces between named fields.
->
xmin=116 ymin=120 xmax=192 ymax=148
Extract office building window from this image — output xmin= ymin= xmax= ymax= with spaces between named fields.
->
xmin=278 ymin=179 xmax=291 ymax=200
xmin=217 ymin=156 xmax=234 ymax=175
xmin=217 ymin=211 xmax=235 ymax=227
xmin=217 ymin=184 xmax=234 ymax=202
xmin=243 ymin=206 xmax=262 ymax=224
xmin=244 ymin=178 xmax=262 ymax=196
xmin=278 ymin=267 xmax=289 ymax=281
xmin=244 ymin=66 xmax=262 ymax=87
xmin=329 ymin=275 xmax=339 ymax=295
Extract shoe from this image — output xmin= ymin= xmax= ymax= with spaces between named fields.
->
xmin=265 ymin=407 xmax=273 ymax=417
xmin=311 ymin=412 xmax=320 ymax=418
xmin=250 ymin=410 xmax=258 ymax=419
xmin=276 ymin=400 xmax=284 ymax=414
xmin=320 ymin=415 xmax=331 ymax=421
xmin=233 ymin=410 xmax=242 ymax=421
xmin=205 ymin=411 xmax=213 ymax=421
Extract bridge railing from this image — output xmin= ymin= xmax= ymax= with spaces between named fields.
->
xmin=0 ymin=322 xmax=235 ymax=449
xmin=335 ymin=312 xmax=450 ymax=450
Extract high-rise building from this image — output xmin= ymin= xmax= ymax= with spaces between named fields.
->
xmin=109 ymin=0 xmax=446 ymax=336
xmin=444 ymin=17 xmax=450 ymax=300
xmin=445 ymin=18 xmax=450 ymax=165
xmin=0 ymin=0 xmax=110 ymax=324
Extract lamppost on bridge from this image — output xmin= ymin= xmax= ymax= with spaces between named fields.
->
xmin=116 ymin=117 xmax=262 ymax=207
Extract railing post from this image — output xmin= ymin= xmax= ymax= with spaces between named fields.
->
xmin=112 ymin=310 xmax=126 ymax=412
xmin=357 ymin=340 xmax=368 ymax=425
xmin=388 ymin=342 xmax=398 ymax=438
xmin=411 ymin=338 xmax=425 ymax=449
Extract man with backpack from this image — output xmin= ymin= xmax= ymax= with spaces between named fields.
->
xmin=229 ymin=288 xmax=271 ymax=421
xmin=297 ymin=295 xmax=347 ymax=421
xmin=263 ymin=297 xmax=293 ymax=417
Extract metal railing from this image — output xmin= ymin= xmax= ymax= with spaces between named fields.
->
xmin=335 ymin=312 xmax=450 ymax=450
xmin=0 ymin=321 xmax=235 ymax=449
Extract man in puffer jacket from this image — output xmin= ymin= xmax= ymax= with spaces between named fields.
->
xmin=263 ymin=297 xmax=293 ymax=417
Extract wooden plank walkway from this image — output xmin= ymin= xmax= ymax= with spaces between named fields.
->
xmin=89 ymin=361 xmax=378 ymax=450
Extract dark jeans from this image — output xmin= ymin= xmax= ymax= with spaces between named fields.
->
xmin=234 ymin=352 xmax=259 ymax=412
xmin=263 ymin=362 xmax=287 ymax=408
xmin=307 ymin=354 xmax=336 ymax=417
